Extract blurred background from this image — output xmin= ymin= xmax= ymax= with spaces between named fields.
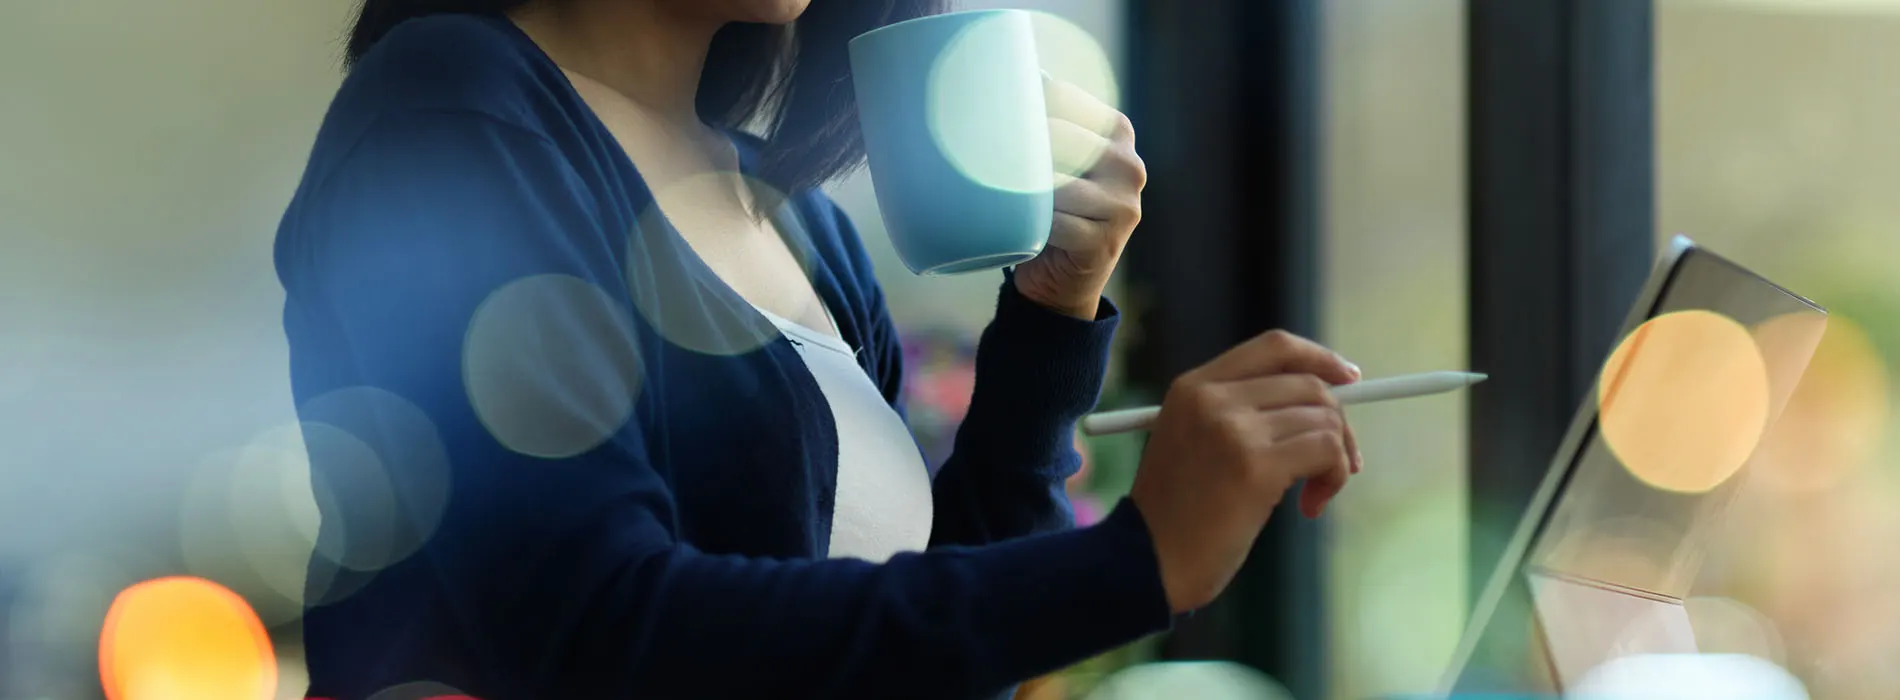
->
xmin=5 ymin=0 xmax=1900 ymax=698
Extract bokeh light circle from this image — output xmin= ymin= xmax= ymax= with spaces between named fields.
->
xmin=1748 ymin=311 xmax=1830 ymax=411
xmin=926 ymin=12 xmax=1055 ymax=194
xmin=1802 ymin=584 xmax=1900 ymax=699
xmin=1685 ymin=596 xmax=1786 ymax=663
xmin=464 ymin=274 xmax=643 ymax=458
xmin=179 ymin=443 xmax=313 ymax=627
xmin=99 ymin=576 xmax=276 ymax=700
xmin=1608 ymin=597 xmax=1785 ymax=676
xmin=274 ymin=644 xmax=311 ymax=700
xmin=1028 ymin=11 xmax=1122 ymax=119
xmin=1572 ymin=654 xmax=1807 ymax=700
xmin=1084 ymin=661 xmax=1292 ymax=700
xmin=1349 ymin=496 xmax=1466 ymax=694
xmin=1598 ymin=310 xmax=1771 ymax=494
xmin=628 ymin=172 xmax=805 ymax=357
xmin=1750 ymin=314 xmax=1888 ymax=494
xmin=233 ymin=426 xmax=325 ymax=555
xmin=298 ymin=387 xmax=452 ymax=571
xmin=295 ymin=423 xmax=393 ymax=568
xmin=1030 ymin=11 xmax=1122 ymax=185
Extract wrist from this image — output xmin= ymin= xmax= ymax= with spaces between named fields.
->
xmin=1012 ymin=271 xmax=1104 ymax=321
xmin=1100 ymin=497 xmax=1189 ymax=618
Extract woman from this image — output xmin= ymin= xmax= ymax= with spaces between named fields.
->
xmin=275 ymin=1 xmax=1363 ymax=698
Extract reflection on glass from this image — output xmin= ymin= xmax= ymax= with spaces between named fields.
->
xmin=1530 ymin=570 xmax=1698 ymax=688
xmin=1598 ymin=309 xmax=1770 ymax=495
xmin=1530 ymin=250 xmax=1824 ymax=601
xmin=1749 ymin=314 xmax=1888 ymax=494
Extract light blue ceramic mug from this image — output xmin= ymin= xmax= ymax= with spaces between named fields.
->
xmin=849 ymin=10 xmax=1053 ymax=276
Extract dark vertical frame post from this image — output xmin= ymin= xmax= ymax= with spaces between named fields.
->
xmin=1122 ymin=0 xmax=1325 ymax=696
xmin=1464 ymin=0 xmax=1654 ymax=679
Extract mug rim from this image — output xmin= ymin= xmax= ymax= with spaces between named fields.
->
xmin=848 ymin=8 xmax=1030 ymax=50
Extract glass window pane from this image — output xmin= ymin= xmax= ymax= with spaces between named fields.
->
xmin=1320 ymin=1 xmax=1468 ymax=697
xmin=1658 ymin=2 xmax=1900 ymax=697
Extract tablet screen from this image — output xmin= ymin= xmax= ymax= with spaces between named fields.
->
xmin=1442 ymin=242 xmax=1825 ymax=695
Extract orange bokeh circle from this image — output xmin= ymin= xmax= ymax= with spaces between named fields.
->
xmin=99 ymin=576 xmax=276 ymax=700
xmin=1751 ymin=314 xmax=1889 ymax=494
xmin=1598 ymin=310 xmax=1771 ymax=494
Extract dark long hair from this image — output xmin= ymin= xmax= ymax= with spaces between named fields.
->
xmin=344 ymin=0 xmax=945 ymax=194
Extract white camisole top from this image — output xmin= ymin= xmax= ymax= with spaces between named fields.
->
xmin=751 ymin=304 xmax=934 ymax=563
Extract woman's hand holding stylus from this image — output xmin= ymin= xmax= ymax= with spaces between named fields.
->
xmin=1129 ymin=330 xmax=1363 ymax=614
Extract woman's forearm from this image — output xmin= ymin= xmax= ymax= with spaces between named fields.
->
xmin=930 ymin=275 xmax=1117 ymax=547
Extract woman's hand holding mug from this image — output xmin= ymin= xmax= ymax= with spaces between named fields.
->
xmin=1012 ymin=74 xmax=1145 ymax=321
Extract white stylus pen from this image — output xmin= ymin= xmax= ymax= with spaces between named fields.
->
xmin=1080 ymin=371 xmax=1488 ymax=437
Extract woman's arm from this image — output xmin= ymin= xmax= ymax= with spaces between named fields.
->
xmin=811 ymin=189 xmax=1110 ymax=546
xmin=840 ymin=263 xmax=1113 ymax=548
xmin=282 ymin=110 xmax=1172 ymax=699
xmin=927 ymin=278 xmax=1115 ymax=545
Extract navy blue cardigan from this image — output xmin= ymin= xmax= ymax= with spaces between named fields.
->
xmin=274 ymin=14 xmax=1171 ymax=700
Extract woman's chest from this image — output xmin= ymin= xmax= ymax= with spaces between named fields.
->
xmin=637 ymin=340 xmax=837 ymax=555
xmin=637 ymin=329 xmax=931 ymax=562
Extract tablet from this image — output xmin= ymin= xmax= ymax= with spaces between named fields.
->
xmin=1438 ymin=236 xmax=1827 ymax=695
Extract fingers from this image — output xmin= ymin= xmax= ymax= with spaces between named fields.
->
xmin=1299 ymin=465 xmax=1349 ymax=518
xmin=1053 ymin=176 xmax=1138 ymax=223
xmin=1220 ymin=374 xmax=1339 ymax=412
xmin=1044 ymin=73 xmax=1124 ymax=140
xmin=1216 ymin=405 xmax=1349 ymax=490
xmin=1344 ymin=420 xmax=1363 ymax=475
xmin=1049 ymin=212 xmax=1100 ymax=252
xmin=1197 ymin=330 xmax=1361 ymax=386
xmin=1204 ymin=335 xmax=1363 ymax=475
xmin=1249 ymin=405 xmax=1342 ymax=444
xmin=1050 ymin=179 xmax=1140 ymax=255
xmin=1050 ymin=117 xmax=1145 ymax=187
xmin=1045 ymin=73 xmax=1145 ymax=194
xmin=1269 ymin=429 xmax=1352 ymax=487
xmin=1238 ymin=404 xmax=1352 ymax=513
xmin=1223 ymin=378 xmax=1361 ymax=474
xmin=1050 ymin=117 xmax=1112 ymax=182
xmin=1190 ymin=332 xmax=1364 ymax=491
xmin=1259 ymin=428 xmax=1350 ymax=518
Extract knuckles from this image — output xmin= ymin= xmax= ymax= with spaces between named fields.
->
xmin=1317 ymin=431 xmax=1351 ymax=469
xmin=1101 ymin=109 xmax=1147 ymax=195
xmin=1293 ymin=374 xmax=1330 ymax=402
xmin=1168 ymin=375 xmax=1223 ymax=416
xmin=1116 ymin=145 xmax=1148 ymax=194
xmin=1214 ymin=411 xmax=1253 ymax=448
xmin=1242 ymin=451 xmax=1292 ymax=496
xmin=1111 ymin=111 xmax=1136 ymax=142
xmin=1116 ymin=198 xmax=1143 ymax=227
xmin=1098 ymin=147 xmax=1147 ymax=224
xmin=1261 ymin=329 xmax=1298 ymax=352
xmin=1315 ymin=406 xmax=1345 ymax=433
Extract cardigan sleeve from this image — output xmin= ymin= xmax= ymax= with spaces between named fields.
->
xmin=926 ymin=275 xmax=1120 ymax=546
xmin=810 ymin=197 xmax=1119 ymax=547
xmin=279 ymin=109 xmax=1171 ymax=700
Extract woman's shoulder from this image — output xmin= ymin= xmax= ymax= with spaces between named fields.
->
xmin=328 ymin=13 xmax=571 ymax=136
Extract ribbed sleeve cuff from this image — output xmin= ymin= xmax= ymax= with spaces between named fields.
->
xmin=954 ymin=275 xmax=1120 ymax=465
